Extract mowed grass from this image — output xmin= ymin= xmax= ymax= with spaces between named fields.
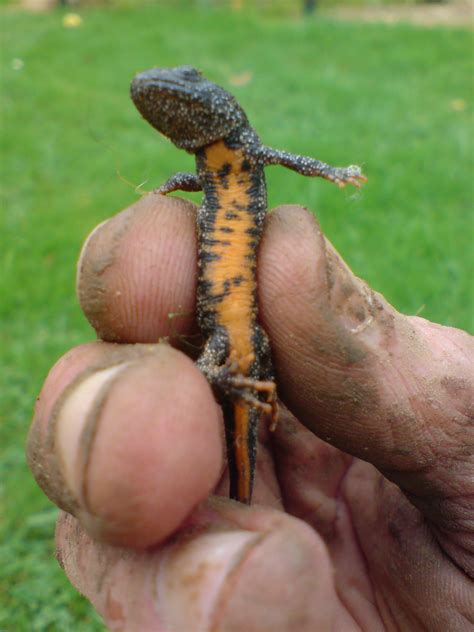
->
xmin=1 ymin=5 xmax=472 ymax=629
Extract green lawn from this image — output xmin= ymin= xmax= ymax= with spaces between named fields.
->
xmin=1 ymin=4 xmax=472 ymax=629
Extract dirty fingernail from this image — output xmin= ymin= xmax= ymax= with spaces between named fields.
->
xmin=158 ymin=530 xmax=262 ymax=630
xmin=158 ymin=522 xmax=334 ymax=631
xmin=55 ymin=363 xmax=131 ymax=502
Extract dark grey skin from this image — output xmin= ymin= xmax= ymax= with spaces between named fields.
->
xmin=130 ymin=65 xmax=366 ymax=190
xmin=131 ymin=65 xmax=366 ymax=503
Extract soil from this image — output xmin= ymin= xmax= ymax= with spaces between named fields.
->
xmin=326 ymin=1 xmax=473 ymax=28
xmin=19 ymin=0 xmax=474 ymax=27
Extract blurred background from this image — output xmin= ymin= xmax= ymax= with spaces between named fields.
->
xmin=1 ymin=0 xmax=472 ymax=628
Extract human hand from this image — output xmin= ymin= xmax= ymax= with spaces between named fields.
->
xmin=27 ymin=194 xmax=473 ymax=631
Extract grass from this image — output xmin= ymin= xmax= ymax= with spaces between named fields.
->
xmin=1 ymin=4 xmax=472 ymax=629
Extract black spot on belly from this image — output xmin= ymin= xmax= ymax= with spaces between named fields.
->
xmin=208 ymin=279 xmax=232 ymax=304
xmin=199 ymin=279 xmax=213 ymax=293
xmin=225 ymin=211 xmax=240 ymax=220
xmin=201 ymin=251 xmax=222 ymax=262
xmin=245 ymin=226 xmax=260 ymax=237
xmin=217 ymin=163 xmax=231 ymax=189
xmin=231 ymin=200 xmax=247 ymax=212
xmin=218 ymin=163 xmax=231 ymax=178
xmin=232 ymin=275 xmax=245 ymax=286
xmin=202 ymin=237 xmax=224 ymax=246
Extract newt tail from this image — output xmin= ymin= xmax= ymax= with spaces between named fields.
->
xmin=131 ymin=65 xmax=366 ymax=503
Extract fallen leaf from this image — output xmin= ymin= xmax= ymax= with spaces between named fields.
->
xmin=63 ymin=13 xmax=83 ymax=28
xmin=229 ymin=71 xmax=253 ymax=87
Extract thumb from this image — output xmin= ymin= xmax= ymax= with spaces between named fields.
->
xmin=259 ymin=206 xmax=473 ymax=545
xmin=56 ymin=499 xmax=335 ymax=631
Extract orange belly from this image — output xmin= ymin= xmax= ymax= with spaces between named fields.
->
xmin=201 ymin=140 xmax=257 ymax=369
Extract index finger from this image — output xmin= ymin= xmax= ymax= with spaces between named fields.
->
xmin=258 ymin=205 xmax=473 ymax=574
xmin=77 ymin=193 xmax=198 ymax=343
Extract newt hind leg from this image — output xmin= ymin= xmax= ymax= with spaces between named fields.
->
xmin=198 ymin=329 xmax=277 ymax=503
xmin=253 ymin=324 xmax=279 ymax=430
xmin=196 ymin=328 xmax=277 ymax=424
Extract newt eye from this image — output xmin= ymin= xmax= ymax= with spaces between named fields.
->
xmin=176 ymin=65 xmax=202 ymax=81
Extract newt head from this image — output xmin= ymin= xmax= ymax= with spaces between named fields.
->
xmin=131 ymin=65 xmax=248 ymax=152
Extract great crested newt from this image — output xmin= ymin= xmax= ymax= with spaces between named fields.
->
xmin=130 ymin=66 xmax=366 ymax=504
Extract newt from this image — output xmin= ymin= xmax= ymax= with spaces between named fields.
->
xmin=130 ymin=65 xmax=366 ymax=504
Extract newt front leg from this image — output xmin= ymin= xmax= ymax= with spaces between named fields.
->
xmin=259 ymin=146 xmax=367 ymax=188
xmin=156 ymin=172 xmax=202 ymax=194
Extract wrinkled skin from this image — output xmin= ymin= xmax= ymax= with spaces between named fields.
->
xmin=27 ymin=194 xmax=473 ymax=631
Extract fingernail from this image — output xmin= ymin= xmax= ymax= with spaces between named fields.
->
xmin=51 ymin=344 xmax=166 ymax=505
xmin=76 ymin=218 xmax=110 ymax=288
xmin=157 ymin=520 xmax=333 ymax=631
xmin=157 ymin=530 xmax=262 ymax=631
xmin=54 ymin=362 xmax=132 ymax=507
xmin=324 ymin=245 xmax=377 ymax=336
